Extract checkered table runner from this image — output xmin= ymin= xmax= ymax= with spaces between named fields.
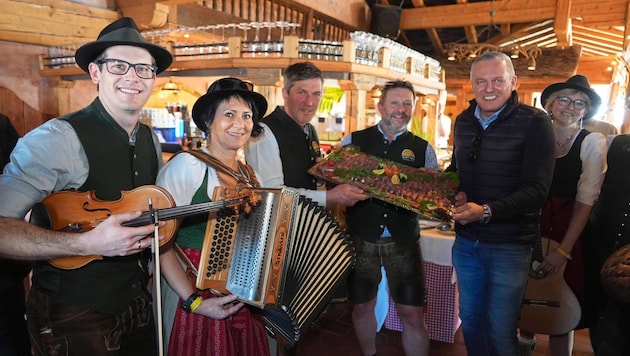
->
xmin=384 ymin=261 xmax=460 ymax=343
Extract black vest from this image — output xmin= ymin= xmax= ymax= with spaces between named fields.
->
xmin=263 ymin=107 xmax=320 ymax=189
xmin=345 ymin=127 xmax=428 ymax=245
xmin=550 ymin=130 xmax=589 ymax=198
xmin=31 ymin=98 xmax=159 ymax=314
xmin=590 ymin=134 xmax=630 ymax=260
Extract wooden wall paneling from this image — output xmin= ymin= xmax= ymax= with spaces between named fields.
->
xmin=0 ymin=86 xmax=52 ymax=137
xmin=0 ymin=86 xmax=25 ymax=135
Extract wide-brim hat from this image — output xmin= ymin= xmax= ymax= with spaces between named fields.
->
xmin=75 ymin=17 xmax=172 ymax=74
xmin=540 ymin=75 xmax=602 ymax=120
xmin=192 ymin=77 xmax=268 ymax=132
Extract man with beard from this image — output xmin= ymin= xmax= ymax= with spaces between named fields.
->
xmin=341 ymin=80 xmax=439 ymax=356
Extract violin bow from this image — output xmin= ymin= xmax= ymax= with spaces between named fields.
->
xmin=149 ymin=198 xmax=164 ymax=356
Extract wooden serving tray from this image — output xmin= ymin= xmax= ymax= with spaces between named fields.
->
xmin=308 ymin=145 xmax=458 ymax=220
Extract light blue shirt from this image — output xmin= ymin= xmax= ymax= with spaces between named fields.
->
xmin=474 ymin=103 xmax=507 ymax=130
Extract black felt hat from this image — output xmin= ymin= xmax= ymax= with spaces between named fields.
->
xmin=74 ymin=17 xmax=172 ymax=74
xmin=540 ymin=75 xmax=602 ymax=119
xmin=192 ymin=78 xmax=268 ymax=132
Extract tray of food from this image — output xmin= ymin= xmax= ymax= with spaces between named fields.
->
xmin=309 ymin=145 xmax=458 ymax=220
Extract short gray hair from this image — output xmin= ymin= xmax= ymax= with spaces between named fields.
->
xmin=470 ymin=51 xmax=515 ymax=80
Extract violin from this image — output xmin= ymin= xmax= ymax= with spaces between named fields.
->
xmin=29 ymin=185 xmax=258 ymax=269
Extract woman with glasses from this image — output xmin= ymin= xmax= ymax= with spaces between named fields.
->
xmin=518 ymin=75 xmax=607 ymax=356
xmin=157 ymin=77 xmax=271 ymax=356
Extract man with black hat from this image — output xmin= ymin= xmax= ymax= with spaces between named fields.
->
xmin=0 ymin=17 xmax=210 ymax=355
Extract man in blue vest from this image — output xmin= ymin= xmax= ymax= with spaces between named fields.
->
xmin=447 ymin=51 xmax=555 ymax=355
xmin=343 ymin=80 xmax=439 ymax=356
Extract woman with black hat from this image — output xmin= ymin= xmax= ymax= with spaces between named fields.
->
xmin=518 ymin=75 xmax=607 ymax=356
xmin=157 ymin=77 xmax=270 ymax=356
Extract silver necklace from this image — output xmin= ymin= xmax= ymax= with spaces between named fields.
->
xmin=556 ymin=132 xmax=575 ymax=152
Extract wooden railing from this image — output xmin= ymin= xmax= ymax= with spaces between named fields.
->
xmin=198 ymin=0 xmax=353 ymax=43
xmin=39 ymin=33 xmax=445 ymax=92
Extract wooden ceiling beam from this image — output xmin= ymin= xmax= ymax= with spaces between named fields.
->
xmin=572 ymin=1 xmax=628 ymax=27
xmin=115 ymin=0 xmax=201 ymax=7
xmin=120 ymin=3 xmax=170 ymax=29
xmin=572 ymin=25 xmax=624 ymax=44
xmin=456 ymin=0 xmax=478 ymax=43
xmin=400 ymin=0 xmax=557 ymax=30
xmin=0 ymin=0 xmax=118 ymax=46
xmin=406 ymin=0 xmax=446 ymax=54
xmin=514 ymin=33 xmax=557 ymax=48
xmin=554 ymin=0 xmax=572 ymax=47
xmin=579 ymin=46 xmax=618 ymax=57
xmin=537 ymin=38 xmax=559 ymax=47
xmin=572 ymin=35 xmax=622 ymax=52
xmin=484 ymin=22 xmax=549 ymax=46
xmin=400 ymin=0 xmax=627 ymax=30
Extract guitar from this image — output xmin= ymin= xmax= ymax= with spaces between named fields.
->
xmin=29 ymin=185 xmax=258 ymax=269
xmin=518 ymin=237 xmax=581 ymax=335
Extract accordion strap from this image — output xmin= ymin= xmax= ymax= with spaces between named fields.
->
xmin=179 ymin=149 xmax=260 ymax=188
xmin=174 ymin=243 xmax=198 ymax=277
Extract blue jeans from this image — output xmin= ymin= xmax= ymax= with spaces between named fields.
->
xmin=452 ymin=236 xmax=531 ymax=356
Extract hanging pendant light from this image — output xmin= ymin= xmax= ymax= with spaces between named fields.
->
xmin=162 ymin=80 xmax=180 ymax=93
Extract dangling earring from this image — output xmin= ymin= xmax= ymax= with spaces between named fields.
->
xmin=580 ymin=117 xmax=583 ymax=129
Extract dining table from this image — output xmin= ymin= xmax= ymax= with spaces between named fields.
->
xmin=382 ymin=223 xmax=461 ymax=343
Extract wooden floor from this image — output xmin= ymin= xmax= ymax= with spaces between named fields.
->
xmin=295 ymin=301 xmax=594 ymax=356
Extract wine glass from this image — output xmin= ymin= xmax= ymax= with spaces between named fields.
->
xmin=250 ymin=22 xmax=264 ymax=57
xmin=237 ymin=23 xmax=251 ymax=56
xmin=275 ymin=21 xmax=290 ymax=55
xmin=216 ymin=24 xmax=228 ymax=57
xmin=263 ymin=21 xmax=275 ymax=56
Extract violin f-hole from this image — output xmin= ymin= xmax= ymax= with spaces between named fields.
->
xmin=82 ymin=201 xmax=113 ymax=216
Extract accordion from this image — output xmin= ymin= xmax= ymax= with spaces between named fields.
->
xmin=196 ymin=187 xmax=355 ymax=346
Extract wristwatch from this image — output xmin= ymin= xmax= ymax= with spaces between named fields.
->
xmin=480 ymin=204 xmax=492 ymax=224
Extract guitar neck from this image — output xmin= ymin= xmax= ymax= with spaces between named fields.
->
xmin=122 ymin=197 xmax=248 ymax=227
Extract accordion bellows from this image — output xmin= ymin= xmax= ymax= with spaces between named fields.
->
xmin=197 ymin=188 xmax=356 ymax=346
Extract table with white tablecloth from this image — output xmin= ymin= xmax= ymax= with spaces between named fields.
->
xmin=382 ymin=227 xmax=461 ymax=343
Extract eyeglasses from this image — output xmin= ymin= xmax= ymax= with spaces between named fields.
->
xmin=556 ymin=96 xmax=588 ymax=110
xmin=214 ymin=78 xmax=254 ymax=91
xmin=468 ymin=136 xmax=481 ymax=162
xmin=96 ymin=59 xmax=157 ymax=79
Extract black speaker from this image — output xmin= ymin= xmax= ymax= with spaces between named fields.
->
xmin=369 ymin=4 xmax=402 ymax=39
